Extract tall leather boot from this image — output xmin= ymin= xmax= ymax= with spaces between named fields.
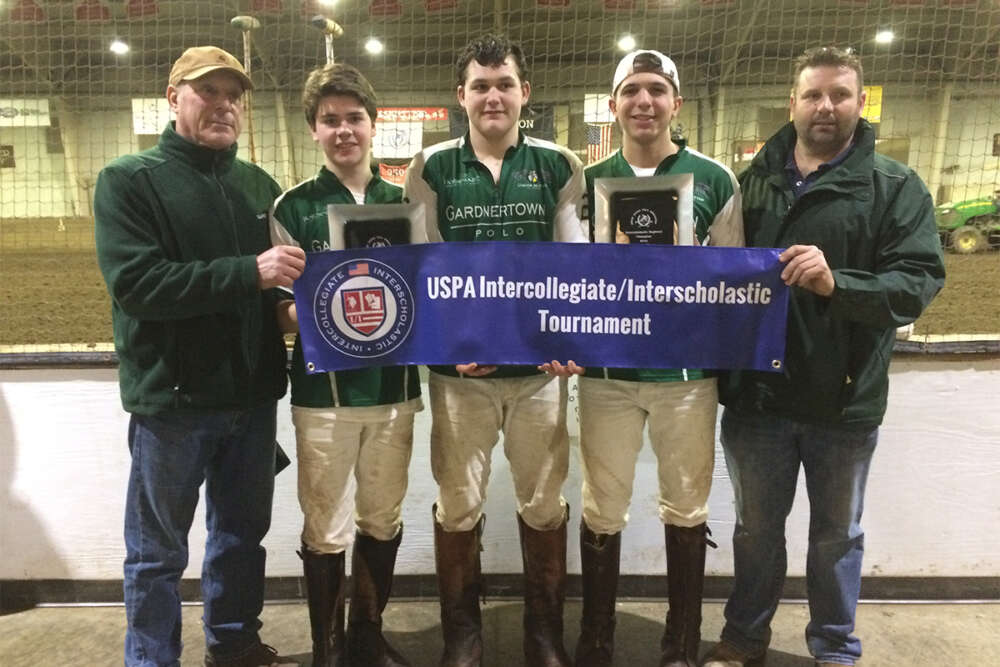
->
xmin=659 ymin=523 xmax=712 ymax=667
xmin=518 ymin=509 xmax=572 ymax=667
xmin=299 ymin=545 xmax=346 ymax=667
xmin=345 ymin=529 xmax=410 ymax=667
xmin=574 ymin=522 xmax=620 ymax=667
xmin=434 ymin=505 xmax=485 ymax=667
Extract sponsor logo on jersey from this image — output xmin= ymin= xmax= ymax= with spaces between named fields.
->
xmin=512 ymin=168 xmax=551 ymax=189
xmin=443 ymin=174 xmax=480 ymax=188
xmin=303 ymin=210 xmax=328 ymax=223
xmin=694 ymin=182 xmax=713 ymax=202
xmin=312 ymin=259 xmax=413 ymax=359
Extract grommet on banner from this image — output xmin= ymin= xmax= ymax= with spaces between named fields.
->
xmin=307 ymin=362 xmax=316 ymax=372
xmin=771 ymin=359 xmax=782 ymax=370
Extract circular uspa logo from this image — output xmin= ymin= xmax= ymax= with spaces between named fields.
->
xmin=312 ymin=258 xmax=413 ymax=359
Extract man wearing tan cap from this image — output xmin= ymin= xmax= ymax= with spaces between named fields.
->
xmin=94 ymin=46 xmax=304 ymax=667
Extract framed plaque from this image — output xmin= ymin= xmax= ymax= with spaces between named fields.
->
xmin=593 ymin=174 xmax=694 ymax=246
xmin=327 ymin=202 xmax=426 ymax=250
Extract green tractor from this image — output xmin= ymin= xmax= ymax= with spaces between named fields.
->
xmin=935 ymin=192 xmax=1000 ymax=253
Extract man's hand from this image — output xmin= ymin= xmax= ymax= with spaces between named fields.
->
xmin=778 ymin=245 xmax=835 ymax=297
xmin=257 ymin=245 xmax=306 ymax=290
xmin=456 ymin=362 xmax=497 ymax=377
xmin=538 ymin=360 xmax=585 ymax=377
xmin=276 ymin=300 xmax=298 ymax=334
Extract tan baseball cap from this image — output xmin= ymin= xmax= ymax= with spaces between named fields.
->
xmin=612 ymin=50 xmax=680 ymax=96
xmin=168 ymin=46 xmax=252 ymax=90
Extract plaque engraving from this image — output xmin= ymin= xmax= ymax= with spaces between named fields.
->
xmin=610 ymin=190 xmax=679 ymax=245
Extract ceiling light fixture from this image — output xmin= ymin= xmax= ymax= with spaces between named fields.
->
xmin=364 ymin=37 xmax=384 ymax=55
xmin=875 ymin=30 xmax=894 ymax=44
xmin=617 ymin=35 xmax=636 ymax=52
xmin=109 ymin=39 xmax=130 ymax=55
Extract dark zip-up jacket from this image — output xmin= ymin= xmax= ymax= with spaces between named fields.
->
xmin=719 ymin=120 xmax=945 ymax=427
xmin=94 ymin=122 xmax=286 ymax=415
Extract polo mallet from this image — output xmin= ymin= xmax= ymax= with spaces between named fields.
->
xmin=310 ymin=15 xmax=344 ymax=65
xmin=230 ymin=15 xmax=261 ymax=162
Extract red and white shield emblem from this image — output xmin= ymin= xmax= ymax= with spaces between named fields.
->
xmin=342 ymin=287 xmax=386 ymax=335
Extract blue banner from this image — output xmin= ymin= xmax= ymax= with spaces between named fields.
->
xmin=294 ymin=242 xmax=788 ymax=373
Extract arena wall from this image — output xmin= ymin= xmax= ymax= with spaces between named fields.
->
xmin=2 ymin=355 xmax=997 ymax=587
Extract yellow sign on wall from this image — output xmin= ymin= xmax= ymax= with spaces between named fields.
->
xmin=862 ymin=85 xmax=883 ymax=123
xmin=789 ymin=85 xmax=883 ymax=123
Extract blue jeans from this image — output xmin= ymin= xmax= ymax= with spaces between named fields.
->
xmin=123 ymin=403 xmax=277 ymax=667
xmin=719 ymin=407 xmax=878 ymax=666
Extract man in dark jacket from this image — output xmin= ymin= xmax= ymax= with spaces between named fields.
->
xmin=702 ymin=47 xmax=945 ymax=667
xmin=94 ymin=46 xmax=304 ymax=667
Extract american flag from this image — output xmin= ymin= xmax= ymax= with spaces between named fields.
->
xmin=586 ymin=124 xmax=614 ymax=164
xmin=348 ymin=262 xmax=370 ymax=276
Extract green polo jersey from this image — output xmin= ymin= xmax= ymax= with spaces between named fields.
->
xmin=270 ymin=166 xmax=421 ymax=408
xmin=405 ymin=133 xmax=586 ymax=243
xmin=405 ymin=133 xmax=586 ymax=378
xmin=581 ymin=143 xmax=744 ymax=383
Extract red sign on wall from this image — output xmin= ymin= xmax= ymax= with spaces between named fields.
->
xmin=379 ymin=164 xmax=408 ymax=186
xmin=376 ymin=107 xmax=448 ymax=123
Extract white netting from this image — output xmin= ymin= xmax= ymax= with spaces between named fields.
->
xmin=1 ymin=0 xmax=997 ymax=345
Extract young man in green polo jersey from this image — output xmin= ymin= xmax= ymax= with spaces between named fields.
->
xmin=269 ymin=63 xmax=421 ymax=667
xmin=404 ymin=33 xmax=585 ymax=667
xmin=567 ymin=50 xmax=744 ymax=667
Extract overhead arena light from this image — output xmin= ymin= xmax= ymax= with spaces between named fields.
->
xmin=109 ymin=39 xmax=130 ymax=55
xmin=875 ymin=30 xmax=895 ymax=44
xmin=365 ymin=38 xmax=384 ymax=55
xmin=617 ymin=35 xmax=636 ymax=52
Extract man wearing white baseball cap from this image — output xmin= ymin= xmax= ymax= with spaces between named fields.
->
xmin=611 ymin=49 xmax=681 ymax=100
xmin=567 ymin=49 xmax=744 ymax=667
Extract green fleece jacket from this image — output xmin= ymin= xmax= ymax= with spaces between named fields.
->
xmin=719 ymin=120 xmax=945 ymax=427
xmin=94 ymin=122 xmax=286 ymax=414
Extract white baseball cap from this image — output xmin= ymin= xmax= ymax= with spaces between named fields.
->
xmin=612 ymin=50 xmax=680 ymax=96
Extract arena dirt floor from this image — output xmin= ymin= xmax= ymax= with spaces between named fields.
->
xmin=0 ymin=218 xmax=997 ymax=346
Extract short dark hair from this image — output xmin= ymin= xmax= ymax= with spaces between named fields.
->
xmin=793 ymin=46 xmax=864 ymax=93
xmin=455 ymin=33 xmax=528 ymax=86
xmin=302 ymin=62 xmax=377 ymax=127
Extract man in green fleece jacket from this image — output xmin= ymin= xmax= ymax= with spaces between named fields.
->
xmin=94 ymin=46 xmax=304 ymax=667
xmin=702 ymin=47 xmax=945 ymax=667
